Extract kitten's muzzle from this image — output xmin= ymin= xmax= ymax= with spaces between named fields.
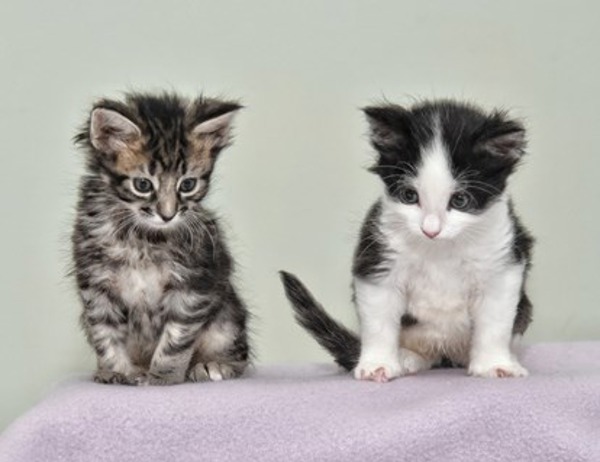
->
xmin=421 ymin=214 xmax=442 ymax=239
xmin=157 ymin=204 xmax=177 ymax=222
xmin=421 ymin=228 xmax=440 ymax=239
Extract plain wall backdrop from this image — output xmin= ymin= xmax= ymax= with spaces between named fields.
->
xmin=1 ymin=0 xmax=599 ymax=430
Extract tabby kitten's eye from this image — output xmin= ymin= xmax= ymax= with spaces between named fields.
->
xmin=179 ymin=178 xmax=198 ymax=194
xmin=450 ymin=192 xmax=471 ymax=210
xmin=398 ymin=187 xmax=419 ymax=205
xmin=132 ymin=178 xmax=153 ymax=194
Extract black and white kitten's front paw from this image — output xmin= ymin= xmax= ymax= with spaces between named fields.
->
xmin=468 ymin=358 xmax=529 ymax=378
xmin=354 ymin=349 xmax=432 ymax=382
xmin=354 ymin=355 xmax=403 ymax=383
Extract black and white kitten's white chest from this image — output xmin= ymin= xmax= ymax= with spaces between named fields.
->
xmin=376 ymin=196 xmax=519 ymax=364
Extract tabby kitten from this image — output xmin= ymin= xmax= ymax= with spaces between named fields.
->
xmin=73 ymin=92 xmax=250 ymax=385
xmin=281 ymin=100 xmax=533 ymax=382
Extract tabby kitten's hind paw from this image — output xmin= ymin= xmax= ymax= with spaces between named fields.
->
xmin=188 ymin=361 xmax=245 ymax=382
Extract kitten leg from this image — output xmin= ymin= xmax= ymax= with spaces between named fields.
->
xmin=468 ymin=264 xmax=528 ymax=378
xmin=81 ymin=290 xmax=140 ymax=385
xmin=146 ymin=290 xmax=226 ymax=385
xmin=188 ymin=318 xmax=249 ymax=382
xmin=146 ymin=320 xmax=202 ymax=385
xmin=353 ymin=278 xmax=405 ymax=382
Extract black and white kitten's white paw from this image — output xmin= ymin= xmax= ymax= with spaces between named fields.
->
xmin=468 ymin=359 xmax=529 ymax=378
xmin=398 ymin=348 xmax=433 ymax=374
xmin=354 ymin=349 xmax=432 ymax=382
xmin=354 ymin=356 xmax=403 ymax=383
xmin=187 ymin=361 xmax=243 ymax=382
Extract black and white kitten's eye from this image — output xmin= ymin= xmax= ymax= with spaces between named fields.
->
xmin=398 ymin=187 xmax=419 ymax=205
xmin=450 ymin=192 xmax=471 ymax=210
xmin=132 ymin=178 xmax=153 ymax=195
xmin=179 ymin=178 xmax=198 ymax=194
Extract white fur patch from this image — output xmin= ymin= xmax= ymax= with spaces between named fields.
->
xmin=117 ymin=265 xmax=167 ymax=308
xmin=196 ymin=322 xmax=237 ymax=357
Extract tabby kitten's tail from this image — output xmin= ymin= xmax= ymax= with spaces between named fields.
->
xmin=279 ymin=271 xmax=360 ymax=371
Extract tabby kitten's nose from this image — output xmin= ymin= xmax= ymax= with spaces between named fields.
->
xmin=157 ymin=206 xmax=177 ymax=222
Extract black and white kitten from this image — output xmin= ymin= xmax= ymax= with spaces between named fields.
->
xmin=73 ymin=92 xmax=250 ymax=385
xmin=281 ymin=100 xmax=533 ymax=382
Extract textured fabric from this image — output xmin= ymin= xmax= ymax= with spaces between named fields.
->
xmin=1 ymin=342 xmax=599 ymax=462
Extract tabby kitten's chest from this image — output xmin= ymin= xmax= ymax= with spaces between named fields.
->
xmin=107 ymin=241 xmax=175 ymax=309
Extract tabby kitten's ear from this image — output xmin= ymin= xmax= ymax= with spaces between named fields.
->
xmin=474 ymin=112 xmax=526 ymax=163
xmin=363 ymin=105 xmax=411 ymax=154
xmin=90 ymin=107 xmax=142 ymax=155
xmin=188 ymin=100 xmax=242 ymax=152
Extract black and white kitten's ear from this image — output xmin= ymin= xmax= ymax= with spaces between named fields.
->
xmin=474 ymin=112 xmax=527 ymax=162
xmin=362 ymin=105 xmax=411 ymax=153
xmin=188 ymin=101 xmax=243 ymax=152
xmin=90 ymin=108 xmax=142 ymax=154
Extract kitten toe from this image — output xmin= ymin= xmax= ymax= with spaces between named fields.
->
xmin=93 ymin=370 xmax=145 ymax=385
xmin=188 ymin=361 xmax=244 ymax=382
xmin=468 ymin=360 xmax=528 ymax=378
xmin=93 ymin=370 xmax=127 ymax=384
xmin=354 ymin=359 xmax=402 ymax=382
xmin=188 ymin=363 xmax=211 ymax=382
xmin=144 ymin=370 xmax=187 ymax=386
xmin=206 ymin=362 xmax=224 ymax=381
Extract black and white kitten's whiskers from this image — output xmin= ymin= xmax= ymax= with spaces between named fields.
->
xmin=281 ymin=100 xmax=533 ymax=382
xmin=72 ymin=92 xmax=250 ymax=385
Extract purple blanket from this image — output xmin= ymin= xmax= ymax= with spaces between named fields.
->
xmin=1 ymin=342 xmax=599 ymax=461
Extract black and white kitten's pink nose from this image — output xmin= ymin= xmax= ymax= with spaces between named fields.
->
xmin=421 ymin=215 xmax=441 ymax=239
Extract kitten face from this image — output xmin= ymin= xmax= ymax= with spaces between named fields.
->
xmin=78 ymin=93 xmax=241 ymax=232
xmin=364 ymin=101 xmax=526 ymax=241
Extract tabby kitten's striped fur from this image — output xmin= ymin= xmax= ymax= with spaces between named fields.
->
xmin=73 ymin=92 xmax=250 ymax=385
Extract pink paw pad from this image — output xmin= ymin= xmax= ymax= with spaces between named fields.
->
xmin=373 ymin=367 xmax=389 ymax=383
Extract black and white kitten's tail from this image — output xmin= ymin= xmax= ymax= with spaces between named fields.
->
xmin=279 ymin=271 xmax=360 ymax=371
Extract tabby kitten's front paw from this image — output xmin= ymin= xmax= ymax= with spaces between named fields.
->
xmin=93 ymin=369 xmax=146 ymax=386
xmin=142 ymin=371 xmax=187 ymax=386
xmin=468 ymin=359 xmax=529 ymax=378
xmin=188 ymin=361 xmax=243 ymax=382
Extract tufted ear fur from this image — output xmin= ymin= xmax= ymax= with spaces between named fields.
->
xmin=90 ymin=108 xmax=142 ymax=155
xmin=474 ymin=112 xmax=526 ymax=163
xmin=190 ymin=110 xmax=240 ymax=150
xmin=363 ymin=105 xmax=411 ymax=154
xmin=187 ymin=97 xmax=242 ymax=149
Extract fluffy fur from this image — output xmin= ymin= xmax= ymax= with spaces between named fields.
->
xmin=281 ymin=99 xmax=533 ymax=382
xmin=72 ymin=92 xmax=250 ymax=385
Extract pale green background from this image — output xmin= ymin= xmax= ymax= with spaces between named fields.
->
xmin=1 ymin=0 xmax=599 ymax=431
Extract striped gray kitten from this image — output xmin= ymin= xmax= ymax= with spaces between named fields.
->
xmin=72 ymin=92 xmax=250 ymax=385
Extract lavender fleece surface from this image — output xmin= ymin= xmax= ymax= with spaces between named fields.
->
xmin=1 ymin=342 xmax=599 ymax=462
